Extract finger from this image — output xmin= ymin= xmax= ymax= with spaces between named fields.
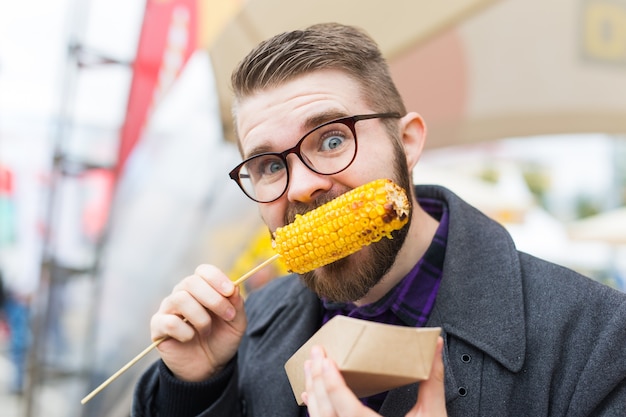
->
xmin=303 ymin=360 xmax=317 ymax=411
xmin=320 ymin=359 xmax=372 ymax=417
xmin=150 ymin=287 xmax=205 ymax=340
xmin=176 ymin=274 xmax=238 ymax=323
xmin=407 ymin=336 xmax=447 ymax=417
xmin=193 ymin=264 xmax=246 ymax=318
xmin=192 ymin=265 xmax=247 ymax=326
xmin=195 ymin=264 xmax=236 ymax=297
xmin=150 ymin=306 xmax=197 ymax=343
xmin=228 ymin=285 xmax=247 ymax=326
xmin=305 ymin=347 xmax=333 ymax=417
xmin=173 ymin=283 xmax=210 ymax=318
xmin=305 ymin=346 xmax=376 ymax=417
xmin=151 ymin=267 xmax=238 ymax=342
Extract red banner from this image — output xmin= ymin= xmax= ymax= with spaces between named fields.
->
xmin=0 ymin=165 xmax=15 ymax=245
xmin=81 ymin=169 xmax=116 ymax=242
xmin=116 ymin=0 xmax=198 ymax=178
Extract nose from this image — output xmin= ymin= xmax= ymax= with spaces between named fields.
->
xmin=284 ymin=154 xmax=332 ymax=204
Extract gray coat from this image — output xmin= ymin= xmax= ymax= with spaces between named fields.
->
xmin=133 ymin=185 xmax=626 ymax=416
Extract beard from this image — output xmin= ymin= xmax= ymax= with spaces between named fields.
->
xmin=288 ymin=143 xmax=414 ymax=303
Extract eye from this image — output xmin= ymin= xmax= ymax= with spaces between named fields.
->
xmin=264 ymin=159 xmax=285 ymax=174
xmin=256 ymin=156 xmax=285 ymax=176
xmin=320 ymin=134 xmax=346 ymax=151
xmin=245 ymin=155 xmax=286 ymax=181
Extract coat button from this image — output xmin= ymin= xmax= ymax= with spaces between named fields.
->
xmin=461 ymin=353 xmax=471 ymax=363
xmin=458 ymin=386 xmax=468 ymax=397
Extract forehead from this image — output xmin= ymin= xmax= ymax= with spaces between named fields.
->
xmin=235 ymin=70 xmax=369 ymax=158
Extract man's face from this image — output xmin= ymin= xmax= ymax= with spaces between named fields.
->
xmin=236 ymin=69 xmax=412 ymax=302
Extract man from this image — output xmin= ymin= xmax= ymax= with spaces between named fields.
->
xmin=133 ymin=23 xmax=626 ymax=416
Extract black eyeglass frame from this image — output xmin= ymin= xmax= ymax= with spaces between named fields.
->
xmin=228 ymin=112 xmax=402 ymax=203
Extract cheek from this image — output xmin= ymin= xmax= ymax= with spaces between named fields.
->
xmin=259 ymin=203 xmax=285 ymax=233
xmin=351 ymin=141 xmax=397 ymax=178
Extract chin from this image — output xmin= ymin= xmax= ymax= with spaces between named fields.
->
xmin=300 ymin=248 xmax=383 ymax=303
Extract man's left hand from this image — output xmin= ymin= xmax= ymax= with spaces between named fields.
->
xmin=302 ymin=337 xmax=447 ymax=417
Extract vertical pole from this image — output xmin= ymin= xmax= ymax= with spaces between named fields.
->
xmin=23 ymin=0 xmax=91 ymax=415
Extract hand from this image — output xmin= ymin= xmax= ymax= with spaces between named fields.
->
xmin=150 ymin=264 xmax=247 ymax=382
xmin=302 ymin=337 xmax=447 ymax=417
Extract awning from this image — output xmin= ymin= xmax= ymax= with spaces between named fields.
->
xmin=205 ymin=0 xmax=626 ymax=149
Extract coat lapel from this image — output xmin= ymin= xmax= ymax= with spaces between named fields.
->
xmin=419 ymin=185 xmax=526 ymax=372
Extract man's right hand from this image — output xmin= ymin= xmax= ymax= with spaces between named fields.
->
xmin=150 ymin=264 xmax=247 ymax=382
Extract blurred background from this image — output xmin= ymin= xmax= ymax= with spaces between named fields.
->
xmin=1 ymin=0 xmax=625 ymax=416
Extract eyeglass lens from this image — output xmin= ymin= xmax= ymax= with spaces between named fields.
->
xmin=237 ymin=119 xmax=357 ymax=202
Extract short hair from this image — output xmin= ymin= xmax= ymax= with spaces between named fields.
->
xmin=231 ymin=22 xmax=406 ymax=137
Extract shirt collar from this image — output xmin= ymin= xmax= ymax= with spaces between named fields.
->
xmin=323 ymin=197 xmax=448 ymax=327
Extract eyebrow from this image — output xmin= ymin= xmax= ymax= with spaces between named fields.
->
xmin=244 ymin=143 xmax=275 ymax=159
xmin=302 ymin=110 xmax=350 ymax=131
xmin=243 ymin=109 xmax=351 ymax=159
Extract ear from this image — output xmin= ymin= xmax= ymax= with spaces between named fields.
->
xmin=399 ymin=112 xmax=427 ymax=171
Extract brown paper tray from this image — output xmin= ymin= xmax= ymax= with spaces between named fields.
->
xmin=284 ymin=315 xmax=440 ymax=404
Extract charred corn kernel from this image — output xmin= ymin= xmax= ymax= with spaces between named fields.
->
xmin=272 ymin=179 xmax=410 ymax=273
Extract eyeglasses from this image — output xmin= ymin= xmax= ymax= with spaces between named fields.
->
xmin=229 ymin=113 xmax=401 ymax=203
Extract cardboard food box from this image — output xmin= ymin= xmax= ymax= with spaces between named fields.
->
xmin=284 ymin=315 xmax=441 ymax=404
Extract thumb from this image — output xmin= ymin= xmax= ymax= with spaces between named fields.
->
xmin=406 ymin=336 xmax=446 ymax=417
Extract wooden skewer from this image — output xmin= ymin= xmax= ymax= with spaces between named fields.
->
xmin=80 ymin=254 xmax=281 ymax=405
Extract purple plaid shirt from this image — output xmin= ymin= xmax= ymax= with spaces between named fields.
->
xmin=320 ymin=197 xmax=448 ymax=412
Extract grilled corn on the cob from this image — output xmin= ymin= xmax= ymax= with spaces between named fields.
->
xmin=273 ymin=178 xmax=410 ymax=273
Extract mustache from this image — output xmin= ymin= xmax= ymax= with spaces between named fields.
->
xmin=284 ymin=190 xmax=346 ymax=225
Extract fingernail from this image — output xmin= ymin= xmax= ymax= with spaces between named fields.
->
xmin=222 ymin=281 xmax=234 ymax=295
xmin=322 ymin=358 xmax=332 ymax=373
xmin=225 ymin=306 xmax=236 ymax=320
xmin=310 ymin=345 xmax=323 ymax=359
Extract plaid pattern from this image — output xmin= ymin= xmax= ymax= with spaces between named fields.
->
xmin=320 ymin=197 xmax=448 ymax=412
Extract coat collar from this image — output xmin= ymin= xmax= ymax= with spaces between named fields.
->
xmin=419 ymin=185 xmax=526 ymax=373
